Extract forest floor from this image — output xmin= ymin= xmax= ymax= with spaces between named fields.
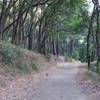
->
xmin=0 ymin=62 xmax=99 ymax=100
xmin=76 ymin=65 xmax=100 ymax=100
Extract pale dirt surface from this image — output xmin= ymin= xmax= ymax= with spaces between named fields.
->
xmin=0 ymin=63 xmax=90 ymax=100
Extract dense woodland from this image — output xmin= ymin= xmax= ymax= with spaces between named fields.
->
xmin=0 ymin=0 xmax=100 ymax=74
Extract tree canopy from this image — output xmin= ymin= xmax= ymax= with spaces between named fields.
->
xmin=0 ymin=0 xmax=100 ymax=74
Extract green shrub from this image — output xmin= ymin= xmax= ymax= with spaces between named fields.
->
xmin=72 ymin=50 xmax=80 ymax=60
xmin=31 ymin=61 xmax=38 ymax=70
xmin=0 ymin=42 xmax=38 ymax=73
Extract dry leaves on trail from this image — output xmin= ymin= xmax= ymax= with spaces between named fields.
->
xmin=75 ymin=68 xmax=100 ymax=100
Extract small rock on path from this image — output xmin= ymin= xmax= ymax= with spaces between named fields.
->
xmin=0 ymin=63 xmax=89 ymax=100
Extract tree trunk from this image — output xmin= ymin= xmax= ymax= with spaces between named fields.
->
xmin=70 ymin=38 xmax=74 ymax=57
xmin=11 ymin=0 xmax=18 ymax=44
xmin=87 ymin=5 xmax=95 ymax=69
xmin=0 ymin=0 xmax=7 ymax=41
xmin=95 ymin=1 xmax=100 ymax=73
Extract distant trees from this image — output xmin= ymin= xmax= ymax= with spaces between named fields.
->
xmin=1 ymin=0 xmax=100 ymax=74
xmin=0 ymin=0 xmax=90 ymax=63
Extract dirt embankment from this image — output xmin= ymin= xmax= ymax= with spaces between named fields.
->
xmin=0 ymin=42 xmax=84 ymax=99
xmin=76 ymin=66 xmax=100 ymax=100
xmin=0 ymin=42 xmax=57 ymax=89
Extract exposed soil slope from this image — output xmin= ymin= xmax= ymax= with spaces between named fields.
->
xmin=0 ymin=42 xmax=53 ymax=90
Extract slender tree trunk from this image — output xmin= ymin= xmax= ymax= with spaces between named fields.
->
xmin=95 ymin=1 xmax=100 ymax=73
xmin=70 ymin=38 xmax=74 ymax=57
xmin=28 ymin=7 xmax=34 ymax=50
xmin=18 ymin=0 xmax=24 ymax=45
xmin=52 ymin=40 xmax=56 ymax=55
xmin=11 ymin=0 xmax=18 ymax=44
xmin=0 ymin=0 xmax=7 ymax=41
xmin=87 ymin=5 xmax=95 ymax=69
xmin=56 ymin=33 xmax=59 ymax=56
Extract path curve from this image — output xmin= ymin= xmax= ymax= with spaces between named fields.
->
xmin=0 ymin=63 xmax=89 ymax=100
xmin=30 ymin=63 xmax=88 ymax=100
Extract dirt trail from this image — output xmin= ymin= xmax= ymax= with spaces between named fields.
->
xmin=0 ymin=63 xmax=89 ymax=100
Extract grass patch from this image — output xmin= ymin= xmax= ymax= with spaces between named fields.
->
xmin=31 ymin=61 xmax=38 ymax=70
xmin=0 ymin=42 xmax=38 ymax=73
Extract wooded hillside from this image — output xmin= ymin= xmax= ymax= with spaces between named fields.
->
xmin=0 ymin=0 xmax=100 ymax=74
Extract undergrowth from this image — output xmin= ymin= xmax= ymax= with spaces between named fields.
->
xmin=0 ymin=42 xmax=38 ymax=73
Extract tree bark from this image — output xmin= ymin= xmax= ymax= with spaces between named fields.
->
xmin=95 ymin=0 xmax=100 ymax=73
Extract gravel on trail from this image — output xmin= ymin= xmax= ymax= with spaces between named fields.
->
xmin=0 ymin=63 xmax=91 ymax=100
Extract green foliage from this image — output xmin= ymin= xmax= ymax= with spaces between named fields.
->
xmin=31 ymin=61 xmax=38 ymax=70
xmin=72 ymin=50 xmax=80 ymax=60
xmin=1 ymin=42 xmax=23 ymax=64
xmin=75 ymin=41 xmax=87 ymax=62
xmin=1 ymin=0 xmax=89 ymax=64
xmin=0 ymin=42 xmax=38 ymax=73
